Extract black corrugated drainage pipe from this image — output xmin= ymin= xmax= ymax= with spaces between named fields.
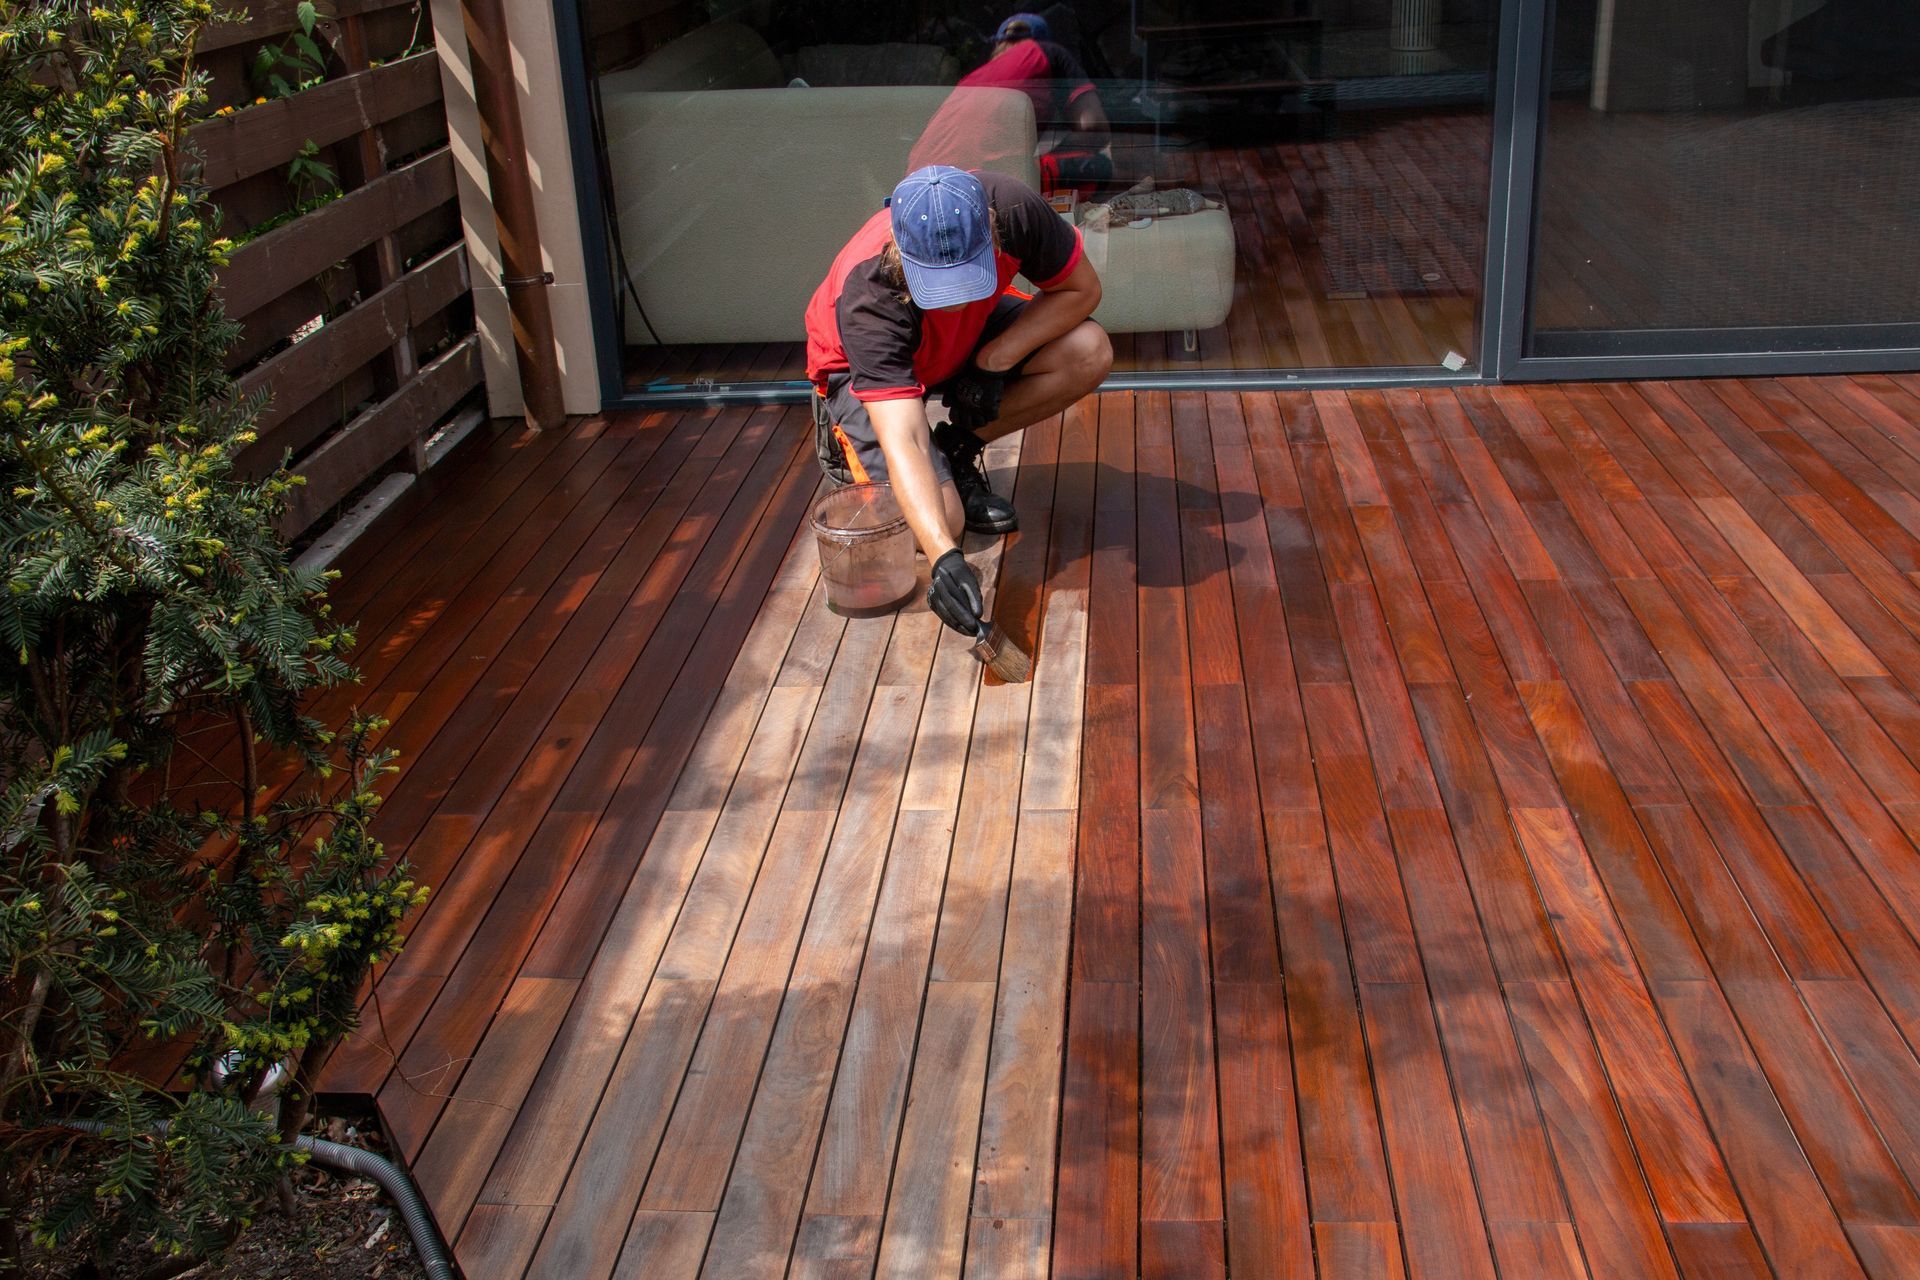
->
xmin=64 ymin=1119 xmax=456 ymax=1280
xmin=298 ymin=1131 xmax=456 ymax=1280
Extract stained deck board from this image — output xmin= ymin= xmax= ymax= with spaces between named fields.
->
xmin=306 ymin=375 xmax=1920 ymax=1277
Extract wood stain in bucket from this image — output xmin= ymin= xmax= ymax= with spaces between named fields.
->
xmin=813 ymin=482 xmax=918 ymax=617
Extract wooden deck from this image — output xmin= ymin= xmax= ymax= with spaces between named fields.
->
xmin=311 ymin=373 xmax=1920 ymax=1279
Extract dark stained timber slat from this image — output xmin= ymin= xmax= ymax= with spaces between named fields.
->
xmin=191 ymin=53 xmax=442 ymax=189
xmin=201 ymin=0 xmax=418 ymax=51
xmin=226 ymin=270 xmax=359 ymax=371
xmin=281 ymin=333 xmax=479 ymax=532
xmin=221 ymin=148 xmax=456 ymax=321
xmin=237 ymin=243 xmax=469 ymax=464
xmin=262 ymin=365 xmax=383 ymax=476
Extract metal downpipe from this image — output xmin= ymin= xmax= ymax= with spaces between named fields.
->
xmin=458 ymin=0 xmax=566 ymax=431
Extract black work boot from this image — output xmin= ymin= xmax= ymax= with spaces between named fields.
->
xmin=933 ymin=421 xmax=1019 ymax=534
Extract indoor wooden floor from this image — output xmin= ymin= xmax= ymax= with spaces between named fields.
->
xmin=310 ymin=373 xmax=1920 ymax=1279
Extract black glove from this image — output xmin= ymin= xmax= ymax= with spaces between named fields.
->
xmin=941 ymin=366 xmax=1008 ymax=433
xmin=928 ymin=548 xmax=986 ymax=637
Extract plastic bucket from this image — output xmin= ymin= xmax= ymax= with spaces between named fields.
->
xmin=813 ymin=482 xmax=917 ymax=617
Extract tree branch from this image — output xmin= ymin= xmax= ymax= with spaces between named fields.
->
xmin=0 ymin=967 xmax=53 ymax=1109
xmin=6 ymin=434 xmax=143 ymax=579
xmin=236 ymin=704 xmax=257 ymax=826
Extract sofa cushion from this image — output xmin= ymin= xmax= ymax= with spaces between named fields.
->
xmin=601 ymin=86 xmax=1040 ymax=345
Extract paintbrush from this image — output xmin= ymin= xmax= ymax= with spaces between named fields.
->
xmin=969 ymin=616 xmax=1032 ymax=683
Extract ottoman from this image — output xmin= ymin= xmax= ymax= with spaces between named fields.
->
xmin=1081 ymin=206 xmax=1237 ymax=341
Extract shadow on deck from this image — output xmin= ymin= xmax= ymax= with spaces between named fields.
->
xmin=314 ymin=373 xmax=1920 ymax=1279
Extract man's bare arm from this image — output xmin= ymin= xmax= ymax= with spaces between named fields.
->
xmin=1070 ymin=90 xmax=1110 ymax=153
xmin=974 ymin=254 xmax=1102 ymax=373
xmin=867 ymin=396 xmax=963 ymax=559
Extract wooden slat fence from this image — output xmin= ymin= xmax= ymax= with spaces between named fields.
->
xmin=195 ymin=0 xmax=481 ymax=537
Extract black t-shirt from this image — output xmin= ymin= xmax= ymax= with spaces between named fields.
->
xmin=803 ymin=171 xmax=1085 ymax=400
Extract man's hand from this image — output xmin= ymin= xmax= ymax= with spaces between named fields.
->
xmin=928 ymin=549 xmax=986 ymax=637
xmin=942 ymin=366 xmax=1007 ymax=429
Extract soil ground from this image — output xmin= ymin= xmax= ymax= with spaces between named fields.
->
xmin=26 ymin=1114 xmax=429 ymax=1280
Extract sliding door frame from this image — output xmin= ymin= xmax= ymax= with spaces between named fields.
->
xmin=1489 ymin=0 xmax=1920 ymax=382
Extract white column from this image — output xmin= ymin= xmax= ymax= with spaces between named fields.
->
xmin=1391 ymin=0 xmax=1440 ymax=53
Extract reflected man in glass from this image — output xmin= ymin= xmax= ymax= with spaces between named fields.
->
xmin=914 ymin=12 xmax=1114 ymax=196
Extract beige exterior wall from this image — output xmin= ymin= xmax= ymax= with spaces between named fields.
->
xmin=430 ymin=0 xmax=602 ymax=417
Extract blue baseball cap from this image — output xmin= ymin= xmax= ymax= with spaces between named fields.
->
xmin=993 ymin=12 xmax=1050 ymax=42
xmin=889 ymin=166 xmax=997 ymax=309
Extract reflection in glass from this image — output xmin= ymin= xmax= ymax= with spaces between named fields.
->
xmin=1531 ymin=0 xmax=1920 ymax=351
xmin=578 ymin=0 xmax=1496 ymax=385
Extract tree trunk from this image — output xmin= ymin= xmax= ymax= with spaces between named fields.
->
xmin=0 ymin=967 xmax=52 ymax=1106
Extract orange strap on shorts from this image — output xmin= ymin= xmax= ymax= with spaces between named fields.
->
xmin=833 ymin=424 xmax=872 ymax=484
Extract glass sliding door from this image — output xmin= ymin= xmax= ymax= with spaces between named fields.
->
xmin=1527 ymin=0 xmax=1920 ymax=358
xmin=569 ymin=0 xmax=1500 ymax=393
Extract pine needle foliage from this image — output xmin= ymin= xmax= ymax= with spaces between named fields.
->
xmin=0 ymin=4 xmax=424 ymax=1270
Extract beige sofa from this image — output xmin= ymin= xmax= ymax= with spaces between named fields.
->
xmin=600 ymin=86 xmax=1041 ymax=346
xmin=597 ymin=23 xmax=1235 ymax=347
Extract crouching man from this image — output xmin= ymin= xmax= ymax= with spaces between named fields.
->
xmin=802 ymin=165 xmax=1112 ymax=636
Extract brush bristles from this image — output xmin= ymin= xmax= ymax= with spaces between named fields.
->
xmin=983 ymin=625 xmax=1033 ymax=683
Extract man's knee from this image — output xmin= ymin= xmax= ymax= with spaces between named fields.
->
xmin=1062 ymin=321 xmax=1112 ymax=389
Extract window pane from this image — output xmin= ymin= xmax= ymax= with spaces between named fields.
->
xmin=578 ymin=0 xmax=1496 ymax=386
xmin=1531 ymin=0 xmax=1920 ymax=351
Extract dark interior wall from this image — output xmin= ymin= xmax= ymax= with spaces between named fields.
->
xmin=1311 ymin=0 xmax=1497 ymax=24
xmin=578 ymin=0 xmax=1502 ymax=82
xmin=581 ymin=0 xmax=709 ymax=71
